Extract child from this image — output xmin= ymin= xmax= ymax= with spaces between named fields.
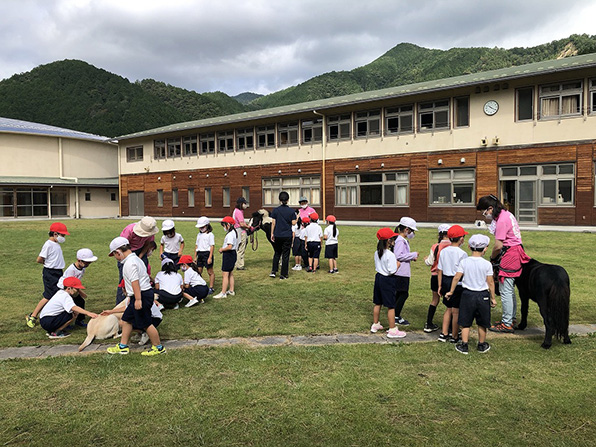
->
xmin=423 ymin=224 xmax=451 ymax=332
xmin=160 ymin=219 xmax=184 ymax=267
xmin=27 ymin=222 xmax=70 ymax=328
xmin=371 ymin=227 xmax=406 ymax=339
xmin=446 ymin=234 xmax=496 ymax=354
xmin=291 ymin=215 xmax=303 ymax=271
xmin=393 ymin=217 xmax=419 ymax=326
xmin=178 ymin=255 xmax=209 ymax=307
xmin=299 ymin=215 xmax=310 ymax=268
xmin=154 ymin=258 xmax=185 ymax=309
xmin=437 ymin=225 xmax=469 ymax=343
xmin=323 ymin=215 xmax=339 ymax=273
xmin=106 ymin=236 xmax=165 ymax=356
xmin=56 ymin=248 xmax=98 ymax=328
xmin=304 ymin=212 xmax=323 ymax=273
xmin=214 ymin=216 xmax=238 ymax=298
xmin=39 ymin=277 xmax=98 ymax=339
xmin=195 ymin=216 xmax=215 ymax=294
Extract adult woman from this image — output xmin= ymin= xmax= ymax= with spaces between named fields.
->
xmin=476 ymin=195 xmax=530 ymax=333
xmin=233 ymin=197 xmax=250 ymax=270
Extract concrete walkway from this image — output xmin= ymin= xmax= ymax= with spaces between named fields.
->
xmin=1 ymin=324 xmax=595 ymax=360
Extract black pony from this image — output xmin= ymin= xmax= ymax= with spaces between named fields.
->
xmin=248 ymin=209 xmax=274 ymax=249
xmin=515 ymin=259 xmax=571 ymax=349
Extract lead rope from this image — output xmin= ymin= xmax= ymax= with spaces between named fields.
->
xmin=251 ymin=231 xmax=259 ymax=251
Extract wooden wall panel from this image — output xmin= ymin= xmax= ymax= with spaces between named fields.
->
xmin=427 ymin=151 xmax=476 ymax=168
xmin=497 ymin=145 xmax=576 ymax=165
xmin=409 ymin=155 xmax=428 ymax=222
xmin=575 ymin=143 xmax=594 ymax=225
xmin=476 ymin=151 xmax=498 ymax=200
xmin=538 ymin=207 xmax=576 ymax=225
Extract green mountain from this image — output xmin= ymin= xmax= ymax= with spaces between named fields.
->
xmin=233 ymin=92 xmax=263 ymax=105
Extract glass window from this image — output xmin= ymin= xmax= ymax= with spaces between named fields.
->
xmin=167 ymin=138 xmax=181 ymax=158
xmin=154 ymin=140 xmax=166 ymax=159
xmin=257 ymin=125 xmax=276 ymax=148
xmin=418 ymin=100 xmax=449 ymax=131
xmin=517 ymin=87 xmax=534 ymax=121
xmin=236 ymin=127 xmax=254 ymax=151
xmin=205 ymin=188 xmax=212 ymax=207
xmin=126 ymin=146 xmax=143 ymax=162
xmin=262 ymin=176 xmax=320 ymax=207
xmin=455 ymin=97 xmax=469 ymax=127
xmin=429 ymin=169 xmax=475 ymax=205
xmin=172 ymin=188 xmax=179 ymax=207
xmin=385 ymin=105 xmax=413 ymax=135
xmin=539 ymin=163 xmax=574 ymax=205
xmin=539 ymin=81 xmax=582 ymax=119
xmin=242 ymin=187 xmax=250 ymax=205
xmin=50 ymin=189 xmax=68 ymax=217
xmin=85 ymin=192 xmax=91 ymax=201
xmin=0 ymin=188 xmax=14 ymax=217
xmin=328 ymin=114 xmax=351 ymax=141
xmin=218 ymin=131 xmax=234 ymax=152
xmin=278 ymin=122 xmax=299 ymax=146
xmin=590 ymin=79 xmax=596 ymax=114
xmin=188 ymin=188 xmax=195 ymax=207
xmin=200 ymin=133 xmax=215 ymax=154
xmin=335 ymin=172 xmax=409 ymax=206
xmin=223 ymin=187 xmax=230 ymax=207
xmin=183 ymin=136 xmax=198 ymax=156
xmin=16 ymin=188 xmax=48 ymax=217
xmin=354 ymin=110 xmax=380 ymax=138
xmin=301 ymin=118 xmax=323 ymax=143
xmin=157 ymin=189 xmax=163 ymax=207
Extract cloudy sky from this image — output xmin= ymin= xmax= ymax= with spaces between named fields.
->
xmin=0 ymin=0 xmax=594 ymax=96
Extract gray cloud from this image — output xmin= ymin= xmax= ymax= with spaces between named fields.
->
xmin=0 ymin=0 xmax=594 ymax=95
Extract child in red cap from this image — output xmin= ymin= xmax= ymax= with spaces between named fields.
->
xmin=213 ymin=216 xmax=238 ymax=298
xmin=304 ymin=212 xmax=323 ymax=273
xmin=323 ymin=215 xmax=339 ymax=273
xmin=371 ymin=228 xmax=406 ymax=339
xmin=178 ymin=255 xmax=209 ymax=307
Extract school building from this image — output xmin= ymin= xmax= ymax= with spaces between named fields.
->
xmin=116 ymin=52 xmax=596 ymax=226
xmin=0 ymin=117 xmax=118 ymax=219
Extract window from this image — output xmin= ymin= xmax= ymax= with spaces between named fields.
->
xmin=539 ymin=81 xmax=582 ymax=119
xmin=84 ymin=192 xmax=91 ymax=201
xmin=222 ymin=187 xmax=230 ymax=207
xmin=429 ymin=169 xmax=475 ymax=205
xmin=517 ymin=87 xmax=534 ymax=121
xmin=205 ymin=188 xmax=212 ymax=207
xmin=418 ymin=100 xmax=449 ymax=131
xmin=262 ymin=176 xmax=320 ymax=207
xmin=385 ymin=105 xmax=413 ymax=135
xmin=257 ymin=125 xmax=276 ymax=148
xmin=500 ymin=164 xmax=575 ymax=206
xmin=17 ymin=188 xmax=47 ymax=216
xmin=354 ymin=110 xmax=380 ymax=138
xmin=1 ymin=188 xmax=14 ymax=217
xmin=126 ymin=145 xmax=143 ymax=162
xmin=188 ymin=188 xmax=195 ymax=207
xmin=200 ymin=133 xmax=215 ymax=154
xmin=236 ymin=127 xmax=254 ymax=151
xmin=110 ymin=192 xmax=117 ymax=201
xmin=172 ymin=188 xmax=179 ymax=207
xmin=335 ymin=172 xmax=409 ymax=206
xmin=157 ymin=189 xmax=163 ymax=207
xmin=278 ymin=122 xmax=299 ymax=146
xmin=167 ymin=138 xmax=181 ymax=158
xmin=455 ymin=97 xmax=469 ymax=127
xmin=328 ymin=114 xmax=351 ymax=141
xmin=301 ymin=118 xmax=323 ymax=143
xmin=590 ymin=79 xmax=596 ymax=114
xmin=242 ymin=186 xmax=250 ymax=205
xmin=183 ymin=136 xmax=198 ymax=156
xmin=218 ymin=131 xmax=234 ymax=152
xmin=154 ymin=140 xmax=166 ymax=159
xmin=50 ymin=189 xmax=68 ymax=216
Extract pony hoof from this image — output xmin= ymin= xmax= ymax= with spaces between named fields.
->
xmin=563 ymin=338 xmax=572 ymax=345
xmin=540 ymin=343 xmax=552 ymax=349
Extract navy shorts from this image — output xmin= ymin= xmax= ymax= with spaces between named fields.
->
xmin=187 ymin=284 xmax=209 ymax=300
xmin=157 ymin=289 xmax=183 ymax=307
xmin=441 ymin=276 xmax=462 ymax=308
xmin=430 ymin=275 xmax=439 ymax=292
xmin=306 ymin=241 xmax=321 ymax=259
xmin=122 ymin=289 xmax=155 ymax=330
xmin=42 ymin=267 xmax=63 ymax=299
xmin=458 ymin=289 xmax=491 ymax=328
xmin=221 ymin=250 xmax=237 ymax=272
xmin=292 ymin=238 xmax=302 ymax=257
xmin=196 ymin=250 xmax=213 ymax=268
xmin=373 ymin=273 xmax=397 ymax=309
xmin=324 ymin=244 xmax=338 ymax=259
xmin=40 ymin=310 xmax=73 ymax=333
xmin=300 ymin=239 xmax=308 ymax=260
xmin=162 ymin=252 xmax=180 ymax=269
xmin=133 ymin=317 xmax=162 ymax=331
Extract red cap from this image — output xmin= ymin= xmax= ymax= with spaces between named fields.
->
xmin=63 ymin=277 xmax=85 ymax=289
xmin=178 ymin=254 xmax=194 ymax=264
xmin=447 ymin=225 xmax=469 ymax=238
xmin=310 ymin=212 xmax=319 ymax=221
xmin=377 ymin=227 xmax=398 ymax=240
xmin=222 ymin=216 xmax=235 ymax=225
xmin=326 ymin=215 xmax=336 ymax=223
xmin=302 ymin=216 xmax=310 ymax=223
xmin=50 ymin=222 xmax=70 ymax=235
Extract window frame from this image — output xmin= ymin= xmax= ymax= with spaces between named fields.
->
xmin=500 ymin=164 xmax=575 ymax=206
xmin=538 ymin=80 xmax=583 ymax=120
xmin=204 ymin=188 xmax=212 ymax=208
xmin=126 ymin=145 xmax=144 ymax=162
xmin=236 ymin=127 xmax=254 ymax=151
xmin=262 ymin=176 xmax=321 ymax=207
xmin=199 ymin=133 xmax=215 ymax=155
xmin=172 ymin=188 xmax=179 ymax=207
xmin=590 ymin=79 xmax=596 ymax=115
xmin=301 ymin=118 xmax=323 ymax=144
xmin=154 ymin=140 xmax=166 ymax=160
xmin=278 ymin=121 xmax=299 ymax=147
xmin=384 ymin=105 xmax=414 ymax=135
xmin=157 ymin=189 xmax=164 ymax=208
xmin=183 ymin=136 xmax=198 ymax=156
xmin=327 ymin=114 xmax=351 ymax=141
xmin=429 ymin=168 xmax=475 ymax=206
xmin=516 ymin=87 xmax=534 ymax=121
xmin=188 ymin=188 xmax=195 ymax=207
xmin=218 ymin=130 xmax=235 ymax=153
xmin=418 ymin=99 xmax=450 ymax=132
xmin=454 ymin=96 xmax=469 ymax=128
xmin=257 ymin=125 xmax=276 ymax=149
xmin=242 ymin=186 xmax=250 ymax=205
xmin=222 ymin=187 xmax=230 ymax=207
xmin=167 ymin=138 xmax=181 ymax=158
xmin=354 ymin=109 xmax=381 ymax=139
xmin=335 ymin=171 xmax=410 ymax=207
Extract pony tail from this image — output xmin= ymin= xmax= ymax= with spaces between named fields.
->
xmin=548 ymin=271 xmax=570 ymax=340
xmin=190 ymin=261 xmax=200 ymax=274
xmin=332 ymin=222 xmax=337 ymax=237
xmin=376 ymin=239 xmax=388 ymax=261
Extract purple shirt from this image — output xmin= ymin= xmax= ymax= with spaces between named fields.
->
xmin=120 ymin=223 xmax=155 ymax=252
xmin=393 ymin=235 xmax=418 ymax=277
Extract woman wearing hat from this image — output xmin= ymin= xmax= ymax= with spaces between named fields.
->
xmin=298 ymin=196 xmax=315 ymax=221
xmin=233 ymin=197 xmax=250 ymax=270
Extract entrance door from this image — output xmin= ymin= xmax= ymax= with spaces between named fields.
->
xmin=128 ymin=191 xmax=144 ymax=216
xmin=499 ymin=180 xmax=536 ymax=224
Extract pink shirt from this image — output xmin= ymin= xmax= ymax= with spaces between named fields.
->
xmin=120 ymin=223 xmax=155 ymax=251
xmin=233 ymin=208 xmax=246 ymax=233
xmin=493 ymin=210 xmax=522 ymax=247
xmin=299 ymin=206 xmax=315 ymax=221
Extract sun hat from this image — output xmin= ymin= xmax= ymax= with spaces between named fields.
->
xmin=447 ymin=225 xmax=469 ymax=238
xmin=161 ymin=258 xmax=174 ymax=267
xmin=299 ymin=196 xmax=308 ymax=203
xmin=399 ymin=217 xmax=418 ymax=231
xmin=108 ymin=236 xmax=130 ymax=256
xmin=50 ymin=222 xmax=70 ymax=235
xmin=438 ymin=224 xmax=451 ymax=233
xmin=377 ymin=227 xmax=399 ymax=240
xmin=326 ymin=215 xmax=336 ymax=223
xmin=133 ymin=216 xmax=158 ymax=237
xmin=178 ymin=255 xmax=194 ymax=264
xmin=162 ymin=219 xmax=175 ymax=231
xmin=469 ymin=234 xmax=490 ymax=249
xmin=222 ymin=216 xmax=235 ymax=225
xmin=76 ymin=248 xmax=97 ymax=262
xmin=310 ymin=212 xmax=319 ymax=221
xmin=63 ymin=277 xmax=85 ymax=289
xmin=195 ymin=216 xmax=210 ymax=228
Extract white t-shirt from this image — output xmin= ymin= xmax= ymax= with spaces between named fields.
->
xmin=155 ymin=271 xmax=184 ymax=295
xmin=40 ymin=290 xmax=75 ymax=318
xmin=437 ymin=246 xmax=468 ymax=277
xmin=39 ymin=240 xmax=65 ymax=269
xmin=121 ymin=253 xmax=152 ymax=295
xmin=324 ymin=225 xmax=338 ymax=245
xmin=304 ymin=223 xmax=323 ymax=243
xmin=161 ymin=233 xmax=184 ymax=253
xmin=297 ymin=225 xmax=306 ymax=240
xmin=196 ymin=232 xmax=215 ymax=252
xmin=183 ymin=268 xmax=206 ymax=287
xmin=124 ymin=297 xmax=162 ymax=320
xmin=458 ymin=256 xmax=494 ymax=291
xmin=291 ymin=223 xmax=298 ymax=236
xmin=57 ymin=263 xmax=85 ymax=289
xmin=374 ymin=249 xmax=398 ymax=276
xmin=223 ymin=229 xmax=238 ymax=250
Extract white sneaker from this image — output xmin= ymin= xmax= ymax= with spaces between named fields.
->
xmin=291 ymin=265 xmax=301 ymax=271
xmin=138 ymin=332 xmax=150 ymax=345
xmin=370 ymin=322 xmax=384 ymax=333
xmin=213 ymin=292 xmax=226 ymax=299
xmin=227 ymin=290 xmax=235 ymax=296
xmin=386 ymin=327 xmax=407 ymax=339
xmin=173 ymin=304 xmax=179 ymax=310
xmin=185 ymin=298 xmax=199 ymax=308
